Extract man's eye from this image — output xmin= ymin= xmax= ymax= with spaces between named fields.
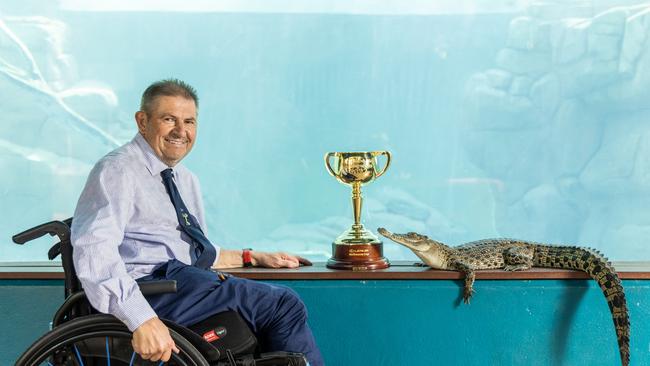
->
xmin=164 ymin=117 xmax=175 ymax=123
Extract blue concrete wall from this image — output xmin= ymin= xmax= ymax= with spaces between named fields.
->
xmin=2 ymin=279 xmax=649 ymax=365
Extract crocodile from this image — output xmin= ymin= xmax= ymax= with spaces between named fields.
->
xmin=377 ymin=228 xmax=630 ymax=366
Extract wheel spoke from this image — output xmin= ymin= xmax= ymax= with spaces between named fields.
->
xmin=73 ymin=345 xmax=85 ymax=366
xmin=105 ymin=337 xmax=111 ymax=366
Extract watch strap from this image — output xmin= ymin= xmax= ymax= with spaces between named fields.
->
xmin=242 ymin=248 xmax=253 ymax=267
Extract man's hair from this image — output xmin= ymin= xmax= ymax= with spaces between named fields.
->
xmin=140 ymin=78 xmax=199 ymax=115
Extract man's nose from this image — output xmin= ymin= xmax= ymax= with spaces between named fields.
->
xmin=172 ymin=121 xmax=186 ymax=135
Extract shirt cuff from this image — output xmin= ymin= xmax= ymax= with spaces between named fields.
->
xmin=112 ymin=291 xmax=158 ymax=332
xmin=212 ymin=245 xmax=221 ymax=268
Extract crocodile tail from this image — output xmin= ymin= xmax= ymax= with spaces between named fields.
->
xmin=534 ymin=246 xmax=630 ymax=366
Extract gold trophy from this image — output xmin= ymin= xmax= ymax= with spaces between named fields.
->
xmin=324 ymin=151 xmax=391 ymax=270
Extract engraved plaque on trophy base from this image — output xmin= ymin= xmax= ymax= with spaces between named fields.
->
xmin=326 ymin=226 xmax=390 ymax=270
xmin=327 ymin=242 xmax=390 ymax=270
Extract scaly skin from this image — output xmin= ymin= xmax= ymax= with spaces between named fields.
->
xmin=378 ymin=228 xmax=630 ymax=366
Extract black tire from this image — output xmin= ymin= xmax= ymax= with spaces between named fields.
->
xmin=16 ymin=314 xmax=209 ymax=366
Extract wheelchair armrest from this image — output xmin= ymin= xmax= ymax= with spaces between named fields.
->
xmin=138 ymin=280 xmax=178 ymax=296
xmin=12 ymin=219 xmax=72 ymax=245
xmin=53 ymin=280 xmax=177 ymax=327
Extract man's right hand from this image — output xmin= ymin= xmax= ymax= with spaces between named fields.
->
xmin=132 ymin=317 xmax=180 ymax=362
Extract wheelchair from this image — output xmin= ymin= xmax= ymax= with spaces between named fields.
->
xmin=12 ymin=218 xmax=308 ymax=366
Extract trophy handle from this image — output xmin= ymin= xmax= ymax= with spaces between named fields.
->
xmin=373 ymin=151 xmax=391 ymax=178
xmin=324 ymin=152 xmax=340 ymax=177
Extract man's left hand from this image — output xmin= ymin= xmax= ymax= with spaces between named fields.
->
xmin=252 ymin=252 xmax=312 ymax=268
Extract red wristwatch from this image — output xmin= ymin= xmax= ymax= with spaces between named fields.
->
xmin=242 ymin=248 xmax=253 ymax=267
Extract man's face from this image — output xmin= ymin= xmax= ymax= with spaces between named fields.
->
xmin=135 ymin=95 xmax=197 ymax=167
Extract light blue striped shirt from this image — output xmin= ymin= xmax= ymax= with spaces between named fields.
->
xmin=71 ymin=133 xmax=221 ymax=331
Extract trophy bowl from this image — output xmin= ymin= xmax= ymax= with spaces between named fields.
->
xmin=324 ymin=151 xmax=391 ymax=270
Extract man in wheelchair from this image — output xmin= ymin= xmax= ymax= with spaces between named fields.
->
xmin=67 ymin=79 xmax=323 ymax=365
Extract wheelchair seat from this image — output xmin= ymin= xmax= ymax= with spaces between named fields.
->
xmin=12 ymin=218 xmax=307 ymax=366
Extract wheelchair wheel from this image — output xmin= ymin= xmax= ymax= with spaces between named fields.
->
xmin=16 ymin=314 xmax=209 ymax=366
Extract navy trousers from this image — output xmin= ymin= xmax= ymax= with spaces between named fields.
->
xmin=139 ymin=260 xmax=324 ymax=366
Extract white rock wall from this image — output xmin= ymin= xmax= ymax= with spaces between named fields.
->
xmin=464 ymin=3 xmax=650 ymax=257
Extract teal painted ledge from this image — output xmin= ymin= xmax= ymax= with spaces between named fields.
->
xmin=2 ymin=277 xmax=650 ymax=365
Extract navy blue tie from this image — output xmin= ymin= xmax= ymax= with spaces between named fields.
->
xmin=161 ymin=168 xmax=217 ymax=269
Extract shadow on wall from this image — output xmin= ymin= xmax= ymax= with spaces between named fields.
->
xmin=551 ymin=280 xmax=589 ymax=366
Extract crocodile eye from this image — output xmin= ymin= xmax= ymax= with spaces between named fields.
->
xmin=407 ymin=232 xmax=422 ymax=240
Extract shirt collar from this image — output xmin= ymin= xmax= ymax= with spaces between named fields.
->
xmin=133 ymin=133 xmax=178 ymax=176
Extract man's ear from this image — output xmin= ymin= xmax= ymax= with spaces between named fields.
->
xmin=135 ymin=111 xmax=147 ymax=134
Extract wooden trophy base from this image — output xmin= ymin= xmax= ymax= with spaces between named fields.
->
xmin=327 ymin=242 xmax=390 ymax=270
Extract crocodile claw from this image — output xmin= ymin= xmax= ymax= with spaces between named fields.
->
xmin=463 ymin=288 xmax=475 ymax=304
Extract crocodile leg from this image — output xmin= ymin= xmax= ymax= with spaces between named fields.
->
xmin=451 ymin=260 xmax=476 ymax=304
xmin=503 ymin=246 xmax=534 ymax=271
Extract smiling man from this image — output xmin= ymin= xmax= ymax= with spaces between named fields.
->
xmin=136 ymin=93 xmax=197 ymax=166
xmin=70 ymin=79 xmax=323 ymax=365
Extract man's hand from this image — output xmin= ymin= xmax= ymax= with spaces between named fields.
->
xmin=132 ymin=317 xmax=179 ymax=362
xmin=214 ymin=249 xmax=312 ymax=269
xmin=252 ymin=251 xmax=312 ymax=268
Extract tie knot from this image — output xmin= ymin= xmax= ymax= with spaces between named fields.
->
xmin=161 ymin=168 xmax=174 ymax=180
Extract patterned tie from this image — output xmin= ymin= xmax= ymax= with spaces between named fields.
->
xmin=160 ymin=168 xmax=217 ymax=269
